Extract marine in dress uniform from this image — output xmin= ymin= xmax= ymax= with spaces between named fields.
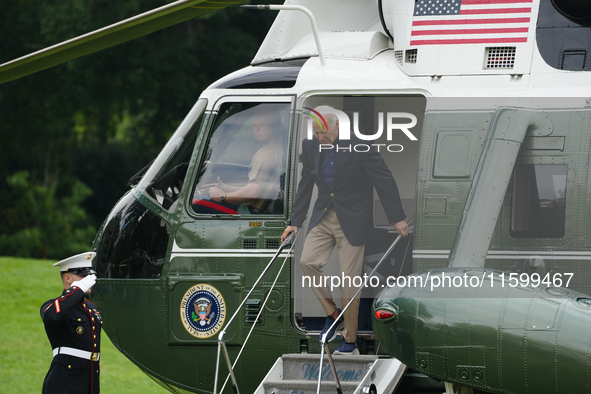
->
xmin=40 ymin=252 xmax=102 ymax=394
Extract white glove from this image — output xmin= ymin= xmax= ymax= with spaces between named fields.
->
xmin=72 ymin=274 xmax=97 ymax=293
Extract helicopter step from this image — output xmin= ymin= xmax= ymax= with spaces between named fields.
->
xmin=254 ymin=353 xmax=406 ymax=394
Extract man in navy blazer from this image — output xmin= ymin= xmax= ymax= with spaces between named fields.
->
xmin=282 ymin=105 xmax=408 ymax=355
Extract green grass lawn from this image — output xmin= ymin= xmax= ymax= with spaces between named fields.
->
xmin=0 ymin=257 xmax=168 ymax=393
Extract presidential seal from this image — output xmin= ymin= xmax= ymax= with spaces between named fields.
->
xmin=180 ymin=284 xmax=226 ymax=338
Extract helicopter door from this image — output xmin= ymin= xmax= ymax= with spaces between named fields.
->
xmin=496 ymin=134 xmax=575 ymax=286
xmin=485 ymin=105 xmax=591 ymax=295
xmin=168 ymin=96 xmax=293 ymax=346
xmin=292 ymin=95 xmax=425 ymax=337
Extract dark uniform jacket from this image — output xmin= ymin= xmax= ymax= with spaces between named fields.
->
xmin=292 ymin=136 xmax=406 ymax=246
xmin=41 ymin=286 xmax=102 ymax=394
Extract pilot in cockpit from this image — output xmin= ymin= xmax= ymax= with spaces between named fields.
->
xmin=192 ymin=106 xmax=285 ymax=215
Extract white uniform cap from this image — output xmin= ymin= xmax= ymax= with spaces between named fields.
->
xmin=53 ymin=251 xmax=97 ymax=274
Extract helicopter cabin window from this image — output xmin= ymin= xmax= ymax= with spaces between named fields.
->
xmin=192 ymin=102 xmax=290 ymax=215
xmin=511 ymin=164 xmax=567 ymax=238
xmin=137 ymin=99 xmax=207 ymax=211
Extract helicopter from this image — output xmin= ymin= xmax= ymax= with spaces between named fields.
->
xmin=4 ymin=0 xmax=591 ymax=393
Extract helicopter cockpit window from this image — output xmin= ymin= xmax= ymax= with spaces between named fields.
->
xmin=511 ymin=164 xmax=567 ymax=238
xmin=191 ymin=101 xmax=290 ymax=215
xmin=137 ymin=99 xmax=207 ymax=211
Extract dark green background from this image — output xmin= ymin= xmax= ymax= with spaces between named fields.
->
xmin=0 ymin=0 xmax=281 ymax=259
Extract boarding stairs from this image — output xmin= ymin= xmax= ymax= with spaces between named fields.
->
xmin=213 ymin=225 xmax=413 ymax=394
xmin=254 ymin=354 xmax=406 ymax=394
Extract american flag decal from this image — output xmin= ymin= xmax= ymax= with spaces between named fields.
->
xmin=411 ymin=0 xmax=532 ymax=46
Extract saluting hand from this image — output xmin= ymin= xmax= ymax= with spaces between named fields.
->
xmin=72 ymin=274 xmax=97 ymax=294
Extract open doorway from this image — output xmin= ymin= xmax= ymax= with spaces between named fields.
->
xmin=290 ymin=94 xmax=425 ymax=337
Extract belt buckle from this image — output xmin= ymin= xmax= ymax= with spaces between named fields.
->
xmin=91 ymin=352 xmax=99 ymax=361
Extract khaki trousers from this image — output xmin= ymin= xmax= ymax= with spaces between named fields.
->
xmin=300 ymin=209 xmax=365 ymax=343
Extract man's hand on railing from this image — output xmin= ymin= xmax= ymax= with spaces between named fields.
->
xmin=281 ymin=226 xmax=298 ymax=244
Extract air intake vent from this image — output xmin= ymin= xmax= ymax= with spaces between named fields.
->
xmin=243 ymin=239 xmax=257 ymax=249
xmin=266 ymin=239 xmax=280 ymax=250
xmin=406 ymin=49 xmax=418 ymax=64
xmin=395 ymin=50 xmax=404 ymax=65
xmin=245 ymin=299 xmax=261 ymax=324
xmin=485 ymin=47 xmax=516 ymax=69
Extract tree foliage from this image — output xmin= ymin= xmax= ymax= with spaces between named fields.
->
xmin=0 ymin=171 xmax=96 ymax=259
xmin=0 ymin=0 xmax=280 ymax=258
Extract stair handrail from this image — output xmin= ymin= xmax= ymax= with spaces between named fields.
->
xmin=213 ymin=232 xmax=296 ymax=394
xmin=316 ymin=217 xmax=414 ymax=394
xmin=218 ymin=236 xmax=296 ymax=393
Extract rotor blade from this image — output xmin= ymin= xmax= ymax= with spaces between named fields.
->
xmin=0 ymin=0 xmax=241 ymax=84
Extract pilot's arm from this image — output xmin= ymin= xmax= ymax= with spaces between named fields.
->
xmin=209 ymin=181 xmax=261 ymax=204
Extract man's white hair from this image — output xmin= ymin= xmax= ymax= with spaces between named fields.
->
xmin=314 ymin=105 xmax=338 ymax=128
